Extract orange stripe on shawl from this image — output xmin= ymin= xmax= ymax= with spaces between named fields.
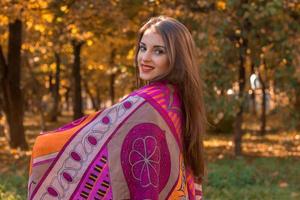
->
xmin=31 ymin=111 xmax=100 ymax=160
xmin=167 ymin=156 xmax=189 ymax=199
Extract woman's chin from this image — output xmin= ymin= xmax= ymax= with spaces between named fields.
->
xmin=139 ymin=74 xmax=153 ymax=81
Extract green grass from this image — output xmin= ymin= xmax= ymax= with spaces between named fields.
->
xmin=0 ymin=166 xmax=27 ymax=200
xmin=204 ymin=157 xmax=300 ymax=200
xmin=0 ymin=157 xmax=299 ymax=200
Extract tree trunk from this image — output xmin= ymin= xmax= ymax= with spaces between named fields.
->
xmin=0 ymin=20 xmax=28 ymax=149
xmin=233 ymin=3 xmax=250 ymax=156
xmin=23 ymin=52 xmax=47 ymax=130
xmin=260 ymin=84 xmax=266 ymax=135
xmin=295 ymin=86 xmax=300 ymax=130
xmin=83 ymin=79 xmax=98 ymax=111
xmin=259 ymin=76 xmax=266 ymax=135
xmin=64 ymin=86 xmax=71 ymax=111
xmin=233 ymin=36 xmax=247 ymax=156
xmin=109 ymin=49 xmax=116 ymax=105
xmin=49 ymin=52 xmax=61 ymax=121
xmin=96 ymin=87 xmax=102 ymax=110
xmin=250 ymin=91 xmax=256 ymax=115
xmin=234 ymin=52 xmax=246 ymax=156
xmin=72 ymin=40 xmax=84 ymax=120
xmin=250 ymin=64 xmax=256 ymax=115
xmin=109 ymin=73 xmax=116 ymax=105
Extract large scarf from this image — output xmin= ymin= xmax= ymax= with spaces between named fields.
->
xmin=28 ymin=81 xmax=202 ymax=200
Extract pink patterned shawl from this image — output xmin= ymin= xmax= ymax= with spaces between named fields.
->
xmin=28 ymin=81 xmax=203 ymax=200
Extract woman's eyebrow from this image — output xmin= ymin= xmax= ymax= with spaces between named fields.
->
xmin=140 ymin=42 xmax=165 ymax=49
xmin=153 ymin=45 xmax=166 ymax=49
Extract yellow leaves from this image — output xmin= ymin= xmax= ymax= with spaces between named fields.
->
xmin=239 ymin=38 xmax=244 ymax=44
xmin=68 ymin=23 xmax=79 ymax=35
xmin=9 ymin=148 xmax=31 ymax=160
xmin=260 ymin=53 xmax=264 ymax=59
xmin=174 ymin=9 xmax=181 ymax=17
xmin=126 ymin=48 xmax=135 ymax=60
xmin=120 ymin=65 xmax=127 ymax=73
xmin=204 ymin=138 xmax=232 ymax=148
xmin=148 ymin=0 xmax=161 ymax=6
xmin=82 ymin=31 xmax=94 ymax=40
xmin=98 ymin=64 xmax=104 ymax=70
xmin=26 ymin=20 xmax=33 ymax=28
xmin=60 ymin=79 xmax=68 ymax=88
xmin=216 ymin=0 xmax=226 ymax=11
xmin=40 ymin=64 xmax=49 ymax=73
xmin=56 ymin=17 xmax=63 ymax=22
xmin=71 ymin=27 xmax=78 ymax=34
xmin=49 ymin=63 xmax=56 ymax=72
xmin=28 ymin=0 xmax=48 ymax=9
xmin=87 ymin=40 xmax=93 ymax=46
xmin=87 ymin=64 xmax=105 ymax=71
xmin=60 ymin=5 xmax=69 ymax=13
xmin=47 ymin=41 xmax=53 ymax=47
xmin=0 ymin=15 xmax=9 ymax=26
xmin=33 ymin=56 xmax=40 ymax=62
xmin=279 ymin=58 xmax=287 ymax=68
xmin=42 ymin=13 xmax=54 ymax=23
xmin=282 ymin=58 xmax=287 ymax=65
xmin=87 ymin=65 xmax=93 ymax=70
xmin=34 ymin=24 xmax=46 ymax=33
xmin=22 ymin=43 xmax=35 ymax=53
xmin=68 ymin=24 xmax=94 ymax=40
xmin=235 ymin=29 xmax=241 ymax=35
xmin=40 ymin=47 xmax=47 ymax=54
xmin=39 ymin=1 xmax=49 ymax=9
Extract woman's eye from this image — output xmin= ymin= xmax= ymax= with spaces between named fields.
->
xmin=139 ymin=46 xmax=146 ymax=52
xmin=154 ymin=49 xmax=165 ymax=55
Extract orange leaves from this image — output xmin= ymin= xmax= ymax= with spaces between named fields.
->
xmin=216 ymin=0 xmax=226 ymax=11
xmin=0 ymin=15 xmax=8 ymax=26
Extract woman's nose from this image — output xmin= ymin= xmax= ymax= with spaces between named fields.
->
xmin=142 ymin=50 xmax=151 ymax=62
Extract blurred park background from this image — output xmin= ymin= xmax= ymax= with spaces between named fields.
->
xmin=0 ymin=0 xmax=299 ymax=199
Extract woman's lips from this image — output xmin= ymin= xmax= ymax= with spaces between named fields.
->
xmin=140 ymin=64 xmax=154 ymax=73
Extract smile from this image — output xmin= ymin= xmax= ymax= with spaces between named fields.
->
xmin=140 ymin=64 xmax=155 ymax=73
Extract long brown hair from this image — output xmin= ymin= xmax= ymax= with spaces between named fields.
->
xmin=134 ymin=16 xmax=207 ymax=179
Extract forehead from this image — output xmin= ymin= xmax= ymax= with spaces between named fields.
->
xmin=141 ymin=27 xmax=165 ymax=46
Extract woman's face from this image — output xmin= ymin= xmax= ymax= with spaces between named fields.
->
xmin=137 ymin=28 xmax=169 ymax=81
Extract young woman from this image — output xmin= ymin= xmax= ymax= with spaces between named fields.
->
xmin=28 ymin=16 xmax=206 ymax=200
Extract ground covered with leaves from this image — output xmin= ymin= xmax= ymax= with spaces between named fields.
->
xmin=0 ymin=113 xmax=299 ymax=199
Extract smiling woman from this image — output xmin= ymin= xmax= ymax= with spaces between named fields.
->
xmin=137 ymin=27 xmax=169 ymax=81
xmin=134 ymin=16 xmax=207 ymax=199
xmin=29 ymin=16 xmax=206 ymax=200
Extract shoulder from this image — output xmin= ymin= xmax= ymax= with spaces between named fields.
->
xmin=132 ymin=81 xmax=182 ymax=109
